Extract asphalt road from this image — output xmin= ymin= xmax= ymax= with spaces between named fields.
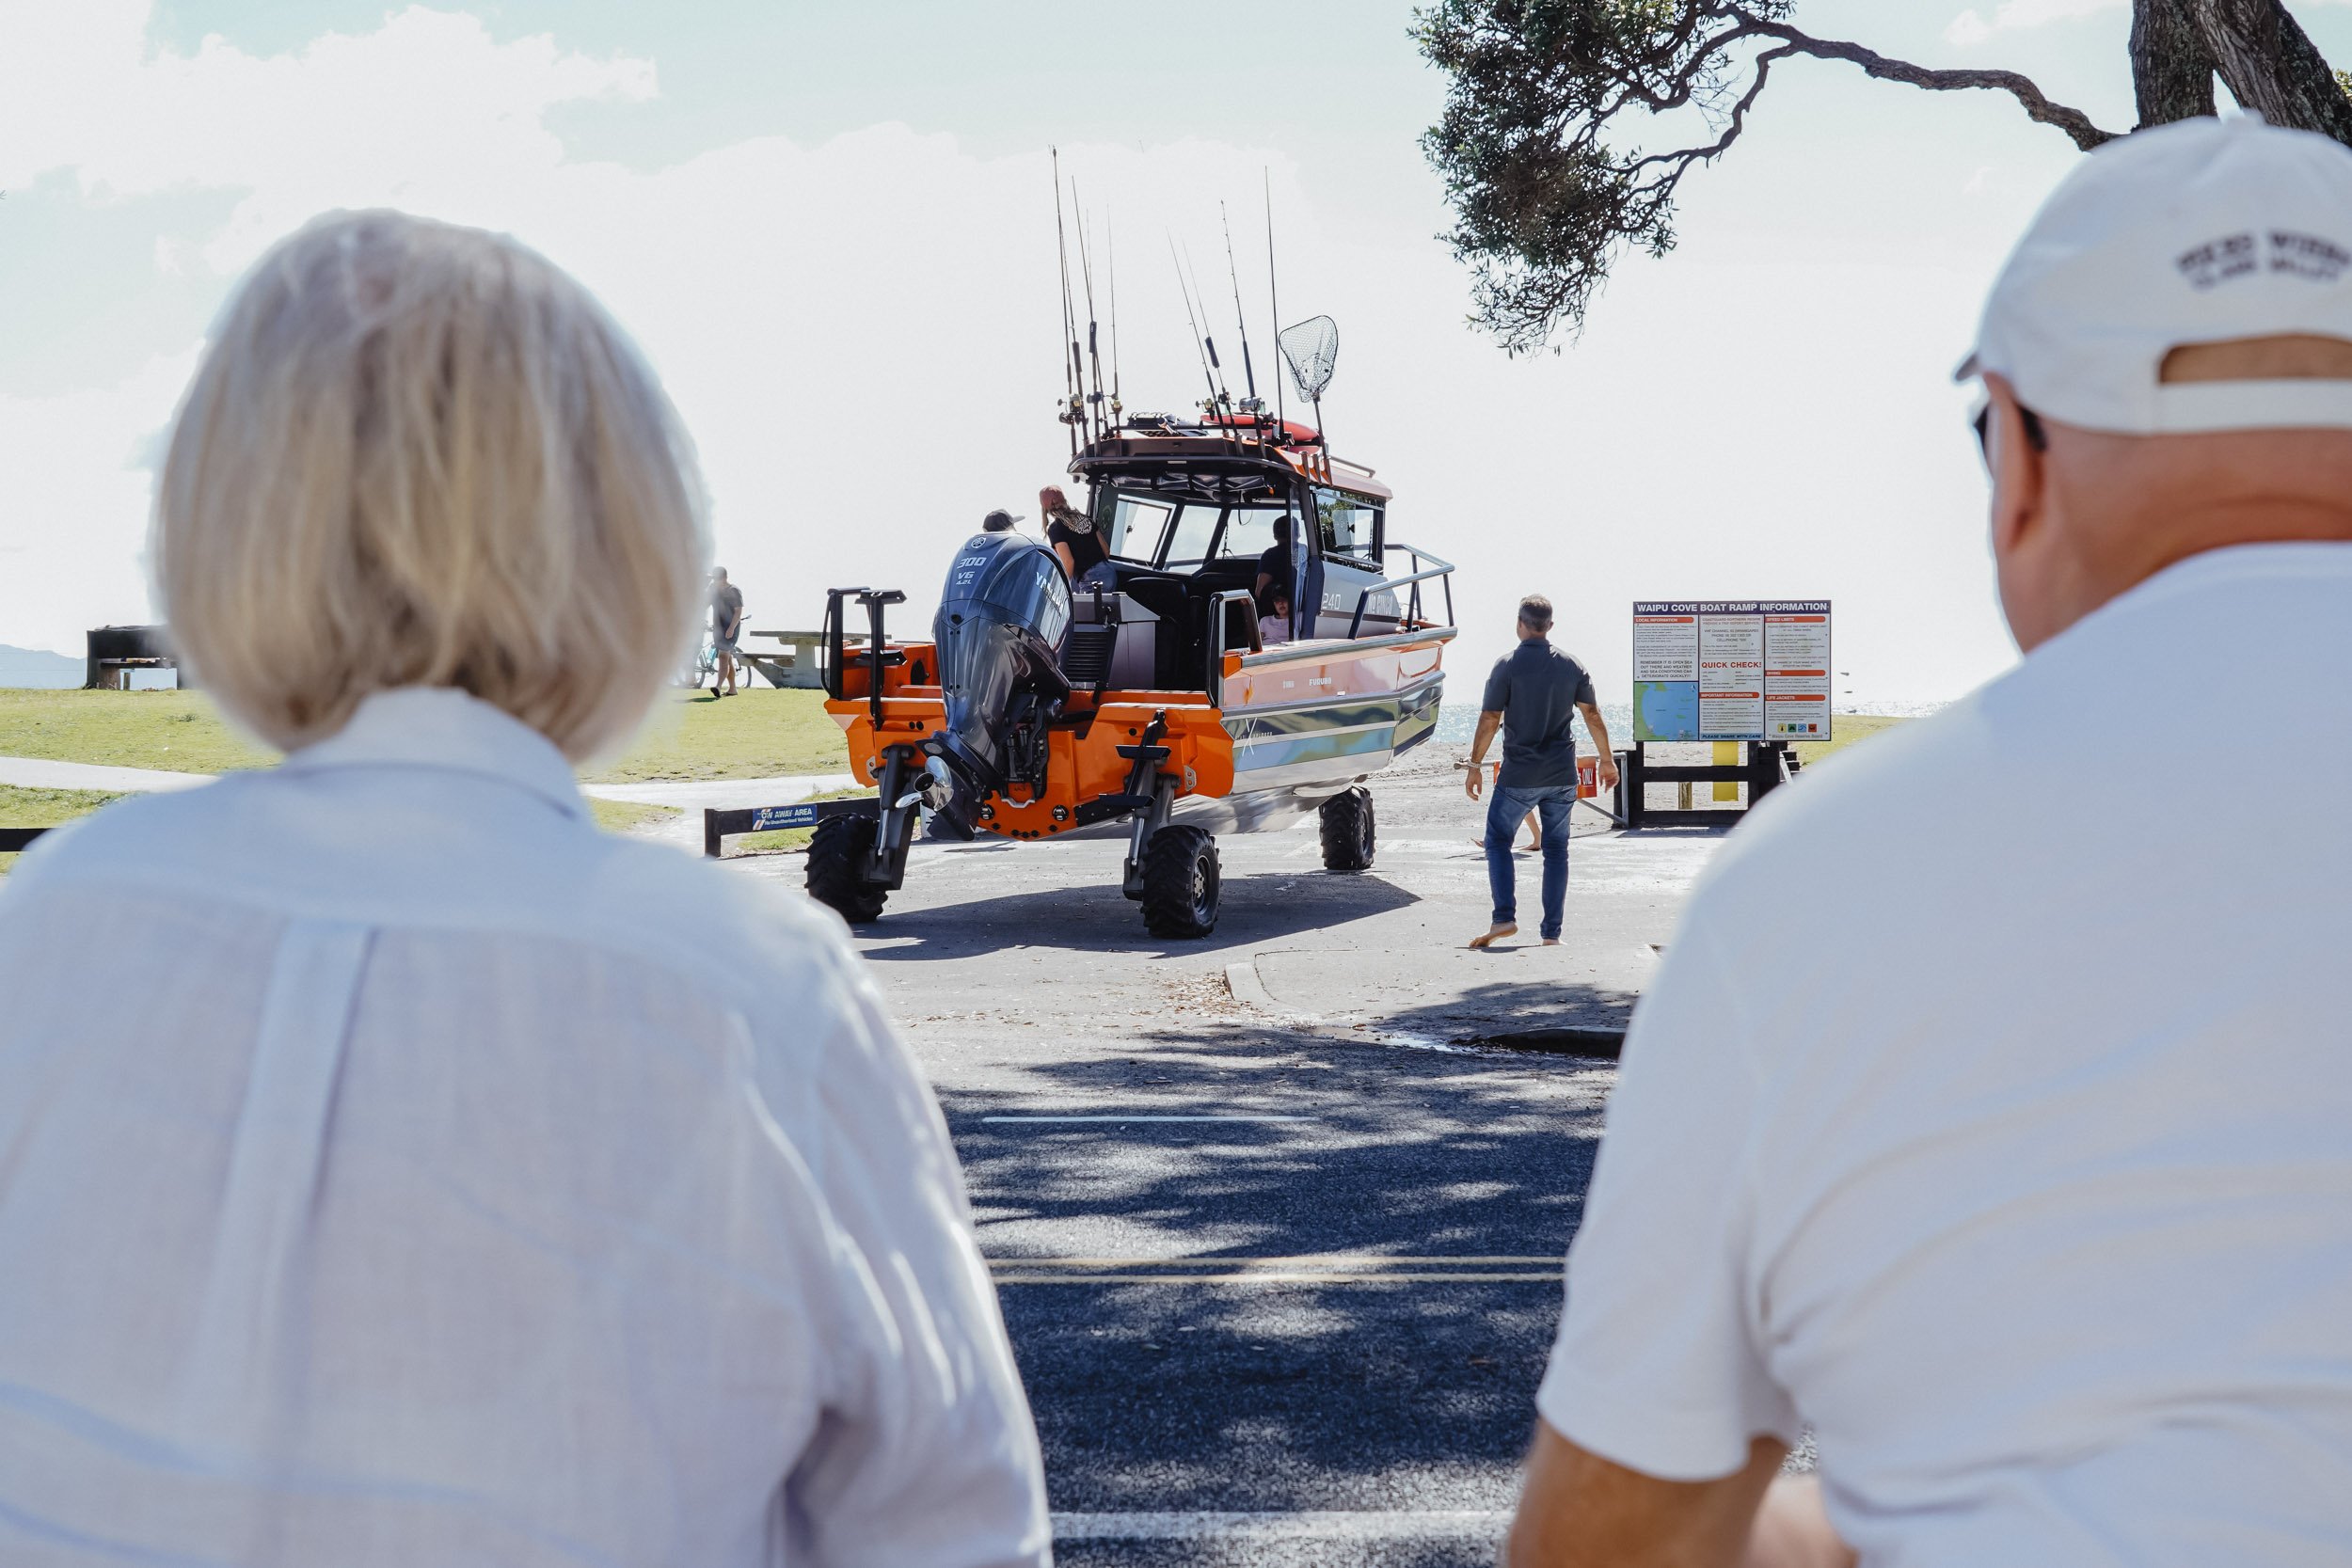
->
xmin=729 ymin=749 xmax=1722 ymax=1565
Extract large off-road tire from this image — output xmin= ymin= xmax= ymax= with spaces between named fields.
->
xmin=806 ymin=815 xmax=889 ymax=925
xmin=1319 ymin=785 xmax=1376 ymax=872
xmin=1140 ymin=825 xmax=1220 ymax=939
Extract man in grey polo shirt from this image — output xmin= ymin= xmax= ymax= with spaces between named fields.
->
xmin=1465 ymin=594 xmax=1618 ymax=950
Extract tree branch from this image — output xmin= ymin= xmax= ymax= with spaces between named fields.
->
xmin=1627 ymin=41 xmax=1800 ymax=176
xmin=1749 ymin=21 xmax=2122 ymax=150
xmin=2193 ymin=0 xmax=2352 ymax=145
xmin=1412 ymin=0 xmax=2137 ymax=354
xmin=2133 ymin=0 xmax=2217 ymax=127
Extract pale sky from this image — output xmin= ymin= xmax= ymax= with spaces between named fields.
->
xmin=7 ymin=1 xmax=2350 ymax=702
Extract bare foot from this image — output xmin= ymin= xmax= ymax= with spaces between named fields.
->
xmin=1469 ymin=922 xmax=1517 ymax=950
xmin=1542 ymin=938 xmax=1562 ymax=946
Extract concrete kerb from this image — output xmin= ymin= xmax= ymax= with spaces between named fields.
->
xmin=1220 ymin=954 xmax=1627 ymax=1061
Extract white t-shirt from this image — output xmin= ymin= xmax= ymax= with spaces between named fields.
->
xmin=0 ymin=689 xmax=1049 ymax=1568
xmin=1541 ymin=544 xmax=2352 ymax=1566
xmin=1258 ymin=613 xmax=1289 ymax=646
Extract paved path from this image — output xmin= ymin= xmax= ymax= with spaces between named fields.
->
xmin=578 ymin=772 xmax=860 ymax=810
xmin=0 ymin=756 xmax=215 ymax=793
xmin=0 ymin=753 xmax=856 ymax=819
xmin=721 ymin=747 xmax=1729 ymax=1565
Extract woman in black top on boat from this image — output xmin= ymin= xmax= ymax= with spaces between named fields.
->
xmin=1041 ymin=485 xmax=1113 ymax=589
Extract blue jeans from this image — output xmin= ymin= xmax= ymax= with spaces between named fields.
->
xmin=1486 ymin=784 xmax=1574 ymax=940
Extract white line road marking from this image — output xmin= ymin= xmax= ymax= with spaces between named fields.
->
xmin=979 ymin=1115 xmax=1316 ymax=1123
xmin=992 ymin=1256 xmax=1558 ymax=1267
xmin=986 ymin=1255 xmax=1560 ymax=1284
xmin=1052 ymin=1511 xmax=1511 ymax=1543
xmin=996 ymin=1272 xmax=1556 ymax=1283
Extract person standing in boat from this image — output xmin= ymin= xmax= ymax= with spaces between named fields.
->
xmin=1041 ymin=486 xmax=1114 ymax=590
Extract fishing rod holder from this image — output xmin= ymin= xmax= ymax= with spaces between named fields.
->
xmin=821 ymin=586 xmax=908 ymax=731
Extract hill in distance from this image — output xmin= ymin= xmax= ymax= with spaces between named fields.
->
xmin=0 ymin=644 xmax=83 ymax=689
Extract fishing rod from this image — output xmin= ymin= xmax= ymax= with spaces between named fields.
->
xmin=1072 ymin=179 xmax=1106 ymax=444
xmin=1106 ymin=219 xmax=1122 ymax=427
xmin=1052 ymin=148 xmax=1082 ymax=453
xmin=1220 ymin=201 xmax=1260 ymax=417
xmin=1181 ymin=243 xmax=1232 ymax=411
xmin=1168 ymin=233 xmax=1226 ymax=435
xmin=1263 ymin=169 xmax=1285 ymax=436
xmin=1181 ymin=241 xmax=1243 ymax=457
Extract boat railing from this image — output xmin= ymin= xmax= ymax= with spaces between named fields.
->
xmin=1346 ymin=541 xmax=1455 ymax=640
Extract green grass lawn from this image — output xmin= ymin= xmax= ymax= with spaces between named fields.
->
xmin=0 ymin=686 xmax=850 ymax=784
xmin=0 ymin=784 xmax=122 ymax=875
xmin=1789 ymin=713 xmax=1910 ymax=767
xmin=585 ymin=689 xmax=850 ymax=784
xmin=586 ymin=799 xmax=682 ymax=835
xmin=0 ymin=689 xmax=277 ymax=772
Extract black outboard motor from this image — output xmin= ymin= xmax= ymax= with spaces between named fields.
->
xmin=923 ymin=531 xmax=1074 ymax=839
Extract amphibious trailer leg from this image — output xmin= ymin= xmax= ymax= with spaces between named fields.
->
xmin=806 ymin=743 xmax=919 ymax=926
xmin=1114 ymin=713 xmax=1220 ymax=939
xmin=1120 ymin=775 xmax=1174 ymax=900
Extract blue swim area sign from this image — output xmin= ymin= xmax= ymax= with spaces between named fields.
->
xmin=749 ymin=802 xmax=823 ymax=832
xmin=1632 ymin=601 xmax=1832 ymax=743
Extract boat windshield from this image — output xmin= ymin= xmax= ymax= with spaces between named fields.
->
xmin=1097 ymin=490 xmax=1169 ymax=562
xmin=1216 ymin=507 xmax=1286 ymax=565
xmin=1151 ymin=500 xmax=1295 ymax=570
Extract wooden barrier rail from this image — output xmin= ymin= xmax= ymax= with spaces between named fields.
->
xmin=1621 ymin=740 xmax=1796 ymax=830
xmin=703 ymin=796 xmax=879 ymax=858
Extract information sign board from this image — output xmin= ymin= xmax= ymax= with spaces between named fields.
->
xmin=1632 ymin=601 xmax=1832 ymax=742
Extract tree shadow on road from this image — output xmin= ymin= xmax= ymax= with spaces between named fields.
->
xmin=1367 ymin=973 xmax=1638 ymax=1046
xmin=946 ymin=1020 xmax=1613 ymax=1518
xmin=859 ymin=871 xmax=1422 ymax=961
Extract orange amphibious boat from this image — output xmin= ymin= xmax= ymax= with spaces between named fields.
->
xmin=803 ymin=303 xmax=1454 ymax=937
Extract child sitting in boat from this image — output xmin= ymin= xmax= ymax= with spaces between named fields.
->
xmin=1258 ymin=588 xmax=1291 ymax=648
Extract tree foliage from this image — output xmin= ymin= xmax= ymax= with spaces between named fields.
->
xmin=1419 ymin=0 xmax=2352 ymax=353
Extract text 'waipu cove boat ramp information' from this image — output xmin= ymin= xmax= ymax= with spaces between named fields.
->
xmin=1632 ymin=601 xmax=1832 ymax=742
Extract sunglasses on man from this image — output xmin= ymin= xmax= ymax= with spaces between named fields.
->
xmin=1972 ymin=399 xmax=2048 ymax=468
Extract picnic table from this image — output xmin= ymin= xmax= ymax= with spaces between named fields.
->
xmin=740 ymin=628 xmax=868 ymax=690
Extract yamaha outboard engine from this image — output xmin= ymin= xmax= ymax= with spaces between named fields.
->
xmin=923 ymin=531 xmax=1073 ymax=839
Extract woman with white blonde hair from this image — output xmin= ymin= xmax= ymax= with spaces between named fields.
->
xmin=0 ymin=211 xmax=1048 ymax=1567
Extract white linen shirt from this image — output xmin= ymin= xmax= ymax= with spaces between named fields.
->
xmin=0 ymin=689 xmax=1050 ymax=1568
xmin=1542 ymin=544 xmax=2352 ymax=1566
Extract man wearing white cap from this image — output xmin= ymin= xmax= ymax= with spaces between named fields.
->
xmin=1506 ymin=116 xmax=2352 ymax=1568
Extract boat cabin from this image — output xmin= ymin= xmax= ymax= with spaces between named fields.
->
xmin=1058 ymin=416 xmax=1442 ymax=699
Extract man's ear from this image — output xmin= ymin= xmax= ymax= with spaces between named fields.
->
xmin=1983 ymin=373 xmax=2045 ymax=562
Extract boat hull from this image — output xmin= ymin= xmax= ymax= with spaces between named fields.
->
xmin=1104 ymin=632 xmax=1449 ymax=836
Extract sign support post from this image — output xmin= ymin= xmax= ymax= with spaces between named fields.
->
xmin=1624 ymin=599 xmax=1828 ymax=830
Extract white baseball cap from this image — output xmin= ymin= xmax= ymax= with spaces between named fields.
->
xmin=1960 ymin=114 xmax=2352 ymax=434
